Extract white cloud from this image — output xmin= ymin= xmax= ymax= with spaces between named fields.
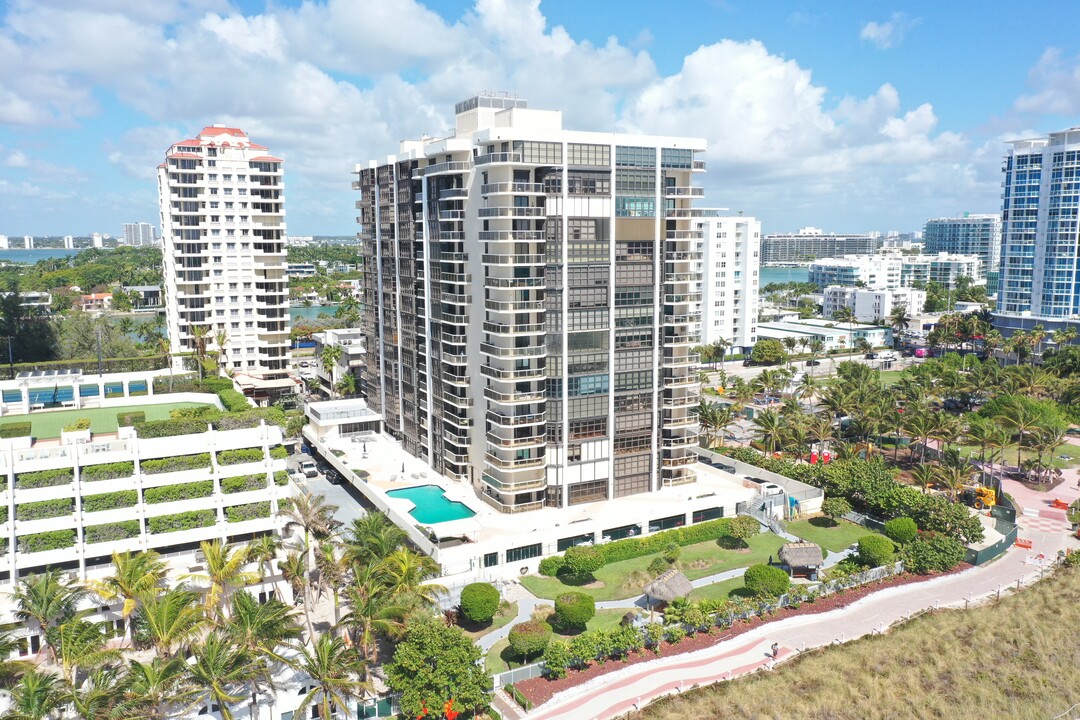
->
xmin=5 ymin=150 xmax=29 ymax=168
xmin=860 ymin=12 xmax=919 ymax=50
xmin=1015 ymin=48 xmax=1080 ymax=115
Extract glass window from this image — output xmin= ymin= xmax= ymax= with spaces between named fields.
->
xmin=568 ymin=143 xmax=610 ymax=166
xmin=505 ymin=543 xmax=542 ymax=563
xmin=616 ymin=145 xmax=656 ymax=167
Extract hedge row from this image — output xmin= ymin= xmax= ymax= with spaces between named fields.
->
xmin=134 ymin=419 xmax=209 ymax=439
xmin=140 ymin=453 xmax=211 ymax=475
xmin=217 ymin=448 xmax=264 ymax=466
xmin=221 ymin=474 xmax=266 ymax=494
xmin=84 ymin=520 xmax=140 ymax=544
xmin=225 ymin=501 xmax=270 ymax=523
xmin=147 ymin=510 xmax=216 ymax=534
xmin=721 ymin=447 xmax=985 ymax=544
xmin=0 ymin=506 xmax=7 ymax=524
xmin=218 ymin=388 xmax=251 ymax=412
xmin=597 ymin=519 xmax=735 ymax=565
xmin=16 ymin=468 xmax=73 ymax=489
xmin=80 ymin=461 xmax=135 ymax=482
xmin=144 ymin=480 xmax=213 ymax=504
xmin=269 ymin=445 xmax=288 ymax=460
xmin=82 ymin=490 xmax=138 ymax=513
xmin=0 ymin=422 xmax=32 ymax=439
xmin=18 ymin=529 xmax=76 ymax=553
xmin=274 ymin=471 xmax=289 ymax=486
xmin=116 ymin=411 xmax=146 ymax=427
xmin=16 ymin=498 xmax=74 ymax=521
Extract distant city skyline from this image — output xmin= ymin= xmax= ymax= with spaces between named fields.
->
xmin=1 ymin=0 xmax=1079 ymax=235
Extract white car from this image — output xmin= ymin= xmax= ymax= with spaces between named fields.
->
xmin=298 ymin=460 xmax=318 ymax=478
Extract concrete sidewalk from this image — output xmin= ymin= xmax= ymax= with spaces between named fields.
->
xmin=524 ymin=514 xmax=1077 ymax=720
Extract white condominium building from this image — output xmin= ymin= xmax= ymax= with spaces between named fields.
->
xmin=697 ymin=213 xmax=759 ymax=353
xmin=157 ymin=126 xmax=291 ymax=385
xmin=123 ymin=222 xmax=158 ymax=247
xmin=900 ymin=252 xmax=983 ymax=287
xmin=355 ymin=93 xmax=706 ymax=513
xmin=923 ymin=214 xmax=1001 ymax=275
xmin=809 ymin=254 xmax=902 ymax=290
xmin=823 ymin=285 xmax=927 ymax=323
xmin=761 ymin=227 xmax=880 ymax=263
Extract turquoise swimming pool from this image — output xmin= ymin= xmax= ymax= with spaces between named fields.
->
xmin=386 ymin=485 xmax=476 ymax=524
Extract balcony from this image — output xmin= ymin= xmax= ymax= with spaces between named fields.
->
xmin=484 ymin=387 xmax=546 ymax=404
xmin=482 ymin=254 xmax=545 ymax=266
xmin=480 ymin=365 xmax=545 ymax=381
xmin=484 ymin=321 xmax=546 ymax=335
xmin=484 ymin=453 xmax=545 ymax=470
xmin=478 ymin=206 xmax=545 ymax=218
xmin=664 ymin=186 xmax=704 ymax=198
xmin=478 ymin=230 xmax=544 ymax=241
xmin=485 ymin=299 xmax=545 ymax=312
xmin=474 ymin=152 xmax=523 ymax=165
xmin=480 ymin=342 xmax=545 ymax=358
xmin=480 ymin=493 xmax=544 ymax=514
xmin=421 ymin=161 xmax=471 ymax=176
xmin=480 ymin=182 xmax=545 ymax=195
xmin=487 ymin=433 xmax=546 ymax=449
xmin=487 ymin=410 xmax=546 ymax=427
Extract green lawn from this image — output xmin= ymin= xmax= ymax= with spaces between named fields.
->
xmin=520 ymin=532 xmax=787 ymax=602
xmin=484 ymin=608 xmax=632 ymax=675
xmin=787 ymin=517 xmax=881 ymax=553
xmin=951 ymin=443 xmax=1080 ymax=471
xmin=0 ymin=402 xmax=213 ymax=439
xmin=460 ymin=602 xmax=518 ymax=642
xmin=687 ymin=576 xmax=745 ymax=602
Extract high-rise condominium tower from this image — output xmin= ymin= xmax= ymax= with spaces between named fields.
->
xmin=158 ymin=126 xmax=290 ymax=383
xmin=923 ymin=214 xmax=1001 ymax=277
xmin=998 ymin=128 xmax=1080 ymax=320
xmin=697 ymin=213 xmax=760 ymax=353
xmin=123 ymin=222 xmax=158 ymax=246
xmin=355 ymin=93 xmax=705 ymax=513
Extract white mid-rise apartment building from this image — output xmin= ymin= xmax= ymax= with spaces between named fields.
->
xmin=123 ymin=221 xmax=158 ymax=246
xmin=809 ymin=254 xmax=902 ymax=289
xmin=355 ymin=93 xmax=705 ymax=513
xmin=761 ymin=227 xmax=880 ymax=263
xmin=158 ymin=126 xmax=291 ymax=387
xmin=697 ymin=213 xmax=759 ymax=353
xmin=900 ymin=252 xmax=983 ymax=287
xmin=823 ymin=285 xmax=927 ymax=323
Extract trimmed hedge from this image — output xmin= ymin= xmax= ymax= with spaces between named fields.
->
xmin=116 ymin=411 xmax=146 ymax=427
xmin=538 ymin=556 xmax=565 ymax=577
xmin=594 ymin=518 xmax=734 ymax=566
xmin=269 ymin=445 xmax=288 ymax=460
xmin=217 ymin=448 xmax=264 ymax=466
xmin=16 ymin=468 xmax=73 ymax=489
xmin=554 ymin=592 xmax=595 ymax=632
xmin=19 ymin=529 xmax=76 ymax=553
xmin=80 ymin=461 xmax=135 ymax=482
xmin=134 ymin=419 xmax=208 ymax=439
xmin=508 ymin=621 xmax=552 ymax=660
xmin=147 ymin=510 xmax=216 ymax=534
xmin=218 ymin=388 xmax=251 ymax=412
xmin=82 ymin=490 xmax=138 ymax=513
xmin=743 ymin=564 xmax=791 ymax=598
xmin=460 ymin=582 xmax=501 ymax=624
xmin=0 ymin=422 xmax=32 ymax=439
xmin=221 ymin=474 xmax=267 ymax=494
xmin=225 ymin=502 xmax=270 ymax=523
xmin=883 ymin=517 xmax=918 ymax=545
xmin=0 ymin=506 xmax=7 ymax=524
xmin=16 ymin=498 xmax=75 ymax=521
xmin=140 ymin=453 xmax=211 ymax=475
xmin=143 ymin=480 xmax=213 ymax=504
xmin=273 ymin=470 xmax=289 ymax=486
xmin=857 ymin=535 xmax=896 ymax=567
xmin=84 ymin=520 xmax=140 ymax=544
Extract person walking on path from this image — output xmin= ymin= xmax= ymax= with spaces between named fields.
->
xmin=771 ymin=642 xmax=779 ymax=659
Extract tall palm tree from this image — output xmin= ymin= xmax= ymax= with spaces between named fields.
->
xmin=61 ymin=665 xmax=131 ymax=720
xmin=889 ymin=304 xmax=911 ymax=349
xmin=89 ymin=550 xmax=168 ymax=646
xmin=247 ymin=534 xmax=281 ymax=585
xmin=910 ymin=463 xmax=938 ymax=494
xmin=934 ymin=463 xmax=973 ymax=502
xmin=52 ymin=618 xmax=119 ymax=687
xmin=214 ymin=328 xmax=230 ymax=371
xmin=781 ymin=337 xmax=798 ymax=367
xmin=342 ymin=513 xmax=408 ymax=570
xmin=225 ymin=590 xmax=301 ymax=666
xmin=751 ymin=408 xmax=785 ymax=456
xmin=6 ymin=669 xmax=63 ymax=720
xmin=337 ymin=581 xmax=406 ymax=667
xmin=1028 ymin=323 xmax=1047 ymax=364
xmin=184 ymin=540 xmax=259 ymax=624
xmin=291 ymin=633 xmax=373 ymax=720
xmin=377 ymin=548 xmax=445 ymax=609
xmin=315 ymin=541 xmax=348 ymax=624
xmin=126 ymin=657 xmax=197 ymax=720
xmin=796 ymin=373 xmax=817 ymax=410
xmin=279 ymin=493 xmax=341 ymax=566
xmin=334 ymin=372 xmax=357 ymax=399
xmin=191 ymin=324 xmax=210 ymax=381
xmin=186 ymin=634 xmax=259 ymax=720
xmin=134 ymin=588 xmax=205 ymax=658
xmin=157 ymin=336 xmax=174 ymax=391
xmin=9 ymin=569 xmax=89 ymax=662
xmin=996 ymin=397 xmax=1044 ymax=467
xmin=320 ymin=343 xmax=344 ymax=386
xmin=903 ymin=411 xmax=937 ymax=463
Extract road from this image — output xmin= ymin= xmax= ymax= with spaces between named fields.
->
xmin=285 ymin=449 xmax=369 ymax=528
xmin=700 ymin=352 xmax=916 ymax=384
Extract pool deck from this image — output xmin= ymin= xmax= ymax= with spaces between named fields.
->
xmin=385 ymin=485 xmax=477 ymax=525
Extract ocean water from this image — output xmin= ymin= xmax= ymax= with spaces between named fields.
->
xmin=0 ymin=248 xmax=81 ymax=264
xmin=290 ymin=305 xmax=336 ymax=321
xmin=759 ymin=266 xmax=810 ymax=286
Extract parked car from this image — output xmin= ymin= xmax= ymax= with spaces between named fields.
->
xmin=901 ymin=349 xmax=915 ymax=357
xmin=325 ymin=468 xmax=341 ymax=485
xmin=865 ymin=352 xmax=879 ymax=360
xmin=805 ymin=359 xmax=821 ymax=366
xmin=743 ymin=359 xmax=753 ymax=367
xmin=914 ymin=348 xmax=928 ymax=358
xmin=298 ymin=460 xmax=318 ymax=478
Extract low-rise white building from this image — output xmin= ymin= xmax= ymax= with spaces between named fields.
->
xmin=312 ymin=328 xmax=366 ymax=398
xmin=757 ymin=319 xmax=892 ymax=351
xmin=698 ymin=213 xmax=760 ymax=354
xmin=823 ymin=285 xmax=926 ymax=323
xmin=809 ymin=254 xmax=902 ymax=290
xmin=901 ymin=252 xmax=983 ymax=287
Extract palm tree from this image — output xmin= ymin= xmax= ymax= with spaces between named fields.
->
xmin=247 ymin=534 xmax=281 ymax=585
xmin=315 ymin=541 xmax=348 ymax=624
xmin=342 ymin=513 xmax=408 ymax=570
xmin=337 ymin=581 xmax=406 ymax=667
xmin=751 ymin=408 xmax=785 ymax=456
xmin=291 ymin=634 xmax=373 ymax=720
xmin=186 ymin=634 xmax=259 ymax=720
xmin=833 ymin=305 xmax=857 ymax=343
xmin=781 ymin=337 xmax=798 ymax=367
xmin=320 ymin=343 xmax=344 ymax=387
xmin=126 ymin=657 xmax=197 ymax=720
xmin=910 ymin=463 xmax=938 ymax=494
xmin=156 ymin=336 xmax=174 ymax=391
xmin=334 ymin=372 xmax=357 ymax=399
xmin=903 ymin=411 xmax=937 ymax=463
xmin=134 ymin=588 xmax=205 ymax=658
xmin=62 ymin=665 xmax=131 ymax=720
xmin=279 ymin=493 xmax=341 ymax=566
xmin=996 ymin=397 xmax=1044 ymax=467
xmin=377 ymin=548 xmax=445 ymax=609
xmin=935 ymin=463 xmax=973 ymax=502
xmin=889 ymin=304 xmax=911 ymax=348
xmin=9 ymin=569 xmax=89 ymax=662
xmin=89 ymin=550 xmax=168 ymax=647
xmin=279 ymin=549 xmax=314 ymax=638
xmin=226 ymin=590 xmax=301 ymax=665
xmin=6 ymin=669 xmax=63 ymax=720
xmin=52 ymin=618 xmax=119 ymax=687
xmin=0 ymin=626 xmax=31 ymax=687
xmin=191 ymin=324 xmax=210 ymax=380
xmin=1028 ymin=323 xmax=1047 ymax=363
xmin=214 ymin=328 xmax=230 ymax=371
xmin=184 ymin=540 xmax=259 ymax=624
xmin=796 ymin=373 xmax=817 ymax=410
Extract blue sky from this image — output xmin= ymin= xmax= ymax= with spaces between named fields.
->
xmin=1 ymin=0 xmax=1079 ymax=236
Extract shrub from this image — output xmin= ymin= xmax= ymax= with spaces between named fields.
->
xmin=727 ymin=515 xmax=760 ymax=542
xmin=553 ymin=592 xmax=596 ymax=632
xmin=883 ymin=517 xmax=918 ymax=545
xmin=134 ymin=418 xmax=210 ymax=438
xmin=856 ymin=535 xmax=896 ymax=568
xmin=116 ymin=411 xmax=145 ymax=427
xmin=63 ymin=418 xmax=91 ymax=432
xmin=0 ymin=421 xmax=31 ymax=438
xmin=505 ymin=685 xmax=532 ymax=712
xmin=507 ymin=621 xmax=552 ymax=661
xmin=82 ymin=490 xmax=138 ymax=513
xmin=459 ymin=582 xmax=501 ymax=624
xmin=221 ymin=474 xmax=266 ymax=494
xmin=140 ymin=453 xmax=210 ymax=474
xmin=665 ymin=625 xmax=688 ymax=644
xmin=662 ymin=542 xmax=681 ymax=564
xmin=218 ymin=388 xmax=251 ymax=412
xmin=16 ymin=498 xmax=75 ymax=521
xmin=143 ymin=480 xmax=213 ymax=504
xmin=648 ymin=557 xmax=669 ymax=575
xmin=147 ymin=510 xmax=216 ymax=534
xmin=743 ymin=564 xmax=791 ymax=598
xmin=16 ymin=468 xmax=73 ymax=489
xmin=593 ymin=518 xmax=734 ymax=566
xmin=225 ymin=502 xmax=270 ymax=523
xmin=538 ymin=555 xmax=565 ymax=577
xmin=273 ymin=470 xmax=289 ymax=486
xmin=542 ymin=640 xmax=571 ymax=679
xmin=562 ymin=545 xmax=604 ymax=579
xmin=18 ymin=529 xmax=76 ymax=553
xmin=217 ymin=448 xmax=264 ymax=466
xmin=84 ymin=520 xmax=140 ymax=544
xmin=902 ymin=532 xmax=966 ymax=574
xmin=80 ymin=461 xmax=135 ymax=482
xmin=269 ymin=445 xmax=287 ymax=460
xmin=0 ymin=506 xmax=6 ymax=523
xmin=821 ymin=496 xmax=853 ymax=522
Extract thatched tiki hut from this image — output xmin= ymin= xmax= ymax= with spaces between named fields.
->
xmin=778 ymin=542 xmax=824 ymax=580
xmin=644 ymin=568 xmax=694 ymax=608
